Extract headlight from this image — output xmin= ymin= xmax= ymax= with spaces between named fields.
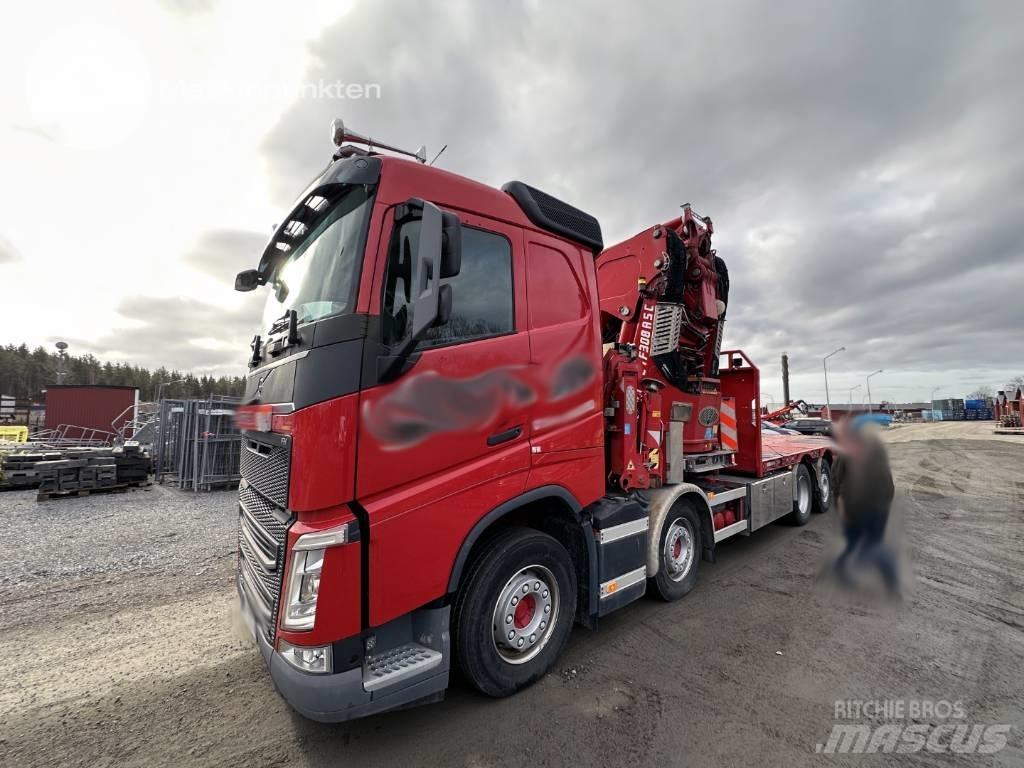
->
xmin=282 ymin=547 xmax=324 ymax=631
xmin=281 ymin=522 xmax=351 ymax=631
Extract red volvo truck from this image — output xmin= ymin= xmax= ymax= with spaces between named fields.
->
xmin=233 ymin=120 xmax=835 ymax=722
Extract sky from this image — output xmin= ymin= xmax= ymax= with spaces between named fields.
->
xmin=1 ymin=0 xmax=1022 ymax=404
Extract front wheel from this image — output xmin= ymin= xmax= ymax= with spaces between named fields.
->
xmin=651 ymin=500 xmax=702 ymax=601
xmin=453 ymin=528 xmax=576 ymax=697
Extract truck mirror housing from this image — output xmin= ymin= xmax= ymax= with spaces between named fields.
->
xmin=408 ymin=200 xmax=445 ymax=340
xmin=440 ymin=211 xmax=462 ymax=278
xmin=378 ymin=198 xmax=452 ymax=381
xmin=235 ymin=269 xmax=261 ymax=292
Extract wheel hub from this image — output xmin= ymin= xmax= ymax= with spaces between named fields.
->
xmin=492 ymin=565 xmax=558 ymax=665
xmin=664 ymin=518 xmax=694 ymax=582
xmin=513 ymin=594 xmax=536 ymax=629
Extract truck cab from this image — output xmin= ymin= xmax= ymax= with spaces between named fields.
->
xmin=234 ymin=120 xmax=834 ymax=722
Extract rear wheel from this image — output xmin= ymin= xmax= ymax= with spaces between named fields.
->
xmin=651 ymin=500 xmax=702 ymax=601
xmin=813 ymin=460 xmax=832 ymax=513
xmin=789 ymin=463 xmax=813 ymax=525
xmin=453 ymin=527 xmax=576 ymax=697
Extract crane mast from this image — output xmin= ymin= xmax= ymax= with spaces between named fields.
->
xmin=596 ymin=205 xmax=731 ymax=490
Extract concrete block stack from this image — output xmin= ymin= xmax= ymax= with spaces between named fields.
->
xmin=0 ymin=451 xmax=63 ymax=488
xmin=113 ymin=444 xmax=152 ymax=486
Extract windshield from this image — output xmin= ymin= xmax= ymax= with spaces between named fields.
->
xmin=261 ymin=184 xmax=374 ymax=332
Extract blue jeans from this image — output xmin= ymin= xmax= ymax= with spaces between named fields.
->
xmin=835 ymin=511 xmax=899 ymax=593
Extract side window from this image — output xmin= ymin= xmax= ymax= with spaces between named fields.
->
xmin=526 ymin=242 xmax=587 ymax=328
xmin=382 ymin=219 xmax=514 ymax=349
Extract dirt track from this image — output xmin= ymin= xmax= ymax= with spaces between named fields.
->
xmin=1 ymin=423 xmax=1021 ymax=766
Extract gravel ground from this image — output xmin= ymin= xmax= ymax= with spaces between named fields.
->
xmin=0 ymin=423 xmax=1021 ymax=767
xmin=0 ymin=484 xmax=238 ymax=630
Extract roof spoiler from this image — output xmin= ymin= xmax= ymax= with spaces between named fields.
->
xmin=502 ymin=181 xmax=603 ymax=252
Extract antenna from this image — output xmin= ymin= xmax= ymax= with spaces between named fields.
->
xmin=429 ymin=145 xmax=448 ymax=166
xmin=330 ymin=118 xmax=427 ymax=163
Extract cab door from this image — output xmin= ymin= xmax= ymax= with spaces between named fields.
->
xmin=523 ymin=232 xmax=605 ymax=506
xmin=356 ymin=205 xmax=532 ymax=626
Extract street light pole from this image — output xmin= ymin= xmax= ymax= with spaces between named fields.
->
xmin=156 ymin=377 xmax=188 ymax=404
xmin=848 ymin=384 xmax=861 ymax=408
xmin=823 ymin=346 xmax=846 ymax=419
xmin=866 ymin=369 xmax=883 ymax=413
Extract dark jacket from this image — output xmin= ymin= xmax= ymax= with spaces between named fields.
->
xmin=831 ymin=436 xmax=894 ymax=524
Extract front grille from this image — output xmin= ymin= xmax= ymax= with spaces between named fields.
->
xmin=237 ymin=434 xmax=292 ymax=643
xmin=240 ymin=437 xmax=290 ymax=507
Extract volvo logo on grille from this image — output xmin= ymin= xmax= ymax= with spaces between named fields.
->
xmin=698 ymin=406 xmax=720 ymax=426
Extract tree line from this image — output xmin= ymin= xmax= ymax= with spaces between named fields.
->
xmin=0 ymin=343 xmax=244 ymax=402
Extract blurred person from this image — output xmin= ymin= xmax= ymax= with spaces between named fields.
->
xmin=831 ymin=416 xmax=900 ymax=596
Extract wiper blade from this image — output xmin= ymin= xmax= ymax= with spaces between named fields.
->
xmin=266 ymin=310 xmax=301 ymax=357
xmin=268 ymin=313 xmax=290 ymax=335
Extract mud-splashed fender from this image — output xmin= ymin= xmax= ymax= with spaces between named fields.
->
xmin=644 ymin=484 xmax=715 ymax=577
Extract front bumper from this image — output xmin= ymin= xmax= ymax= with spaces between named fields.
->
xmin=237 ymin=578 xmax=449 ymax=722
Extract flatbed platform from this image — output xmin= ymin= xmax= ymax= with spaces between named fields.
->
xmin=758 ymin=433 xmax=832 ymax=475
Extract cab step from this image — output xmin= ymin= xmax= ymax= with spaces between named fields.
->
xmin=363 ymin=643 xmax=443 ymax=692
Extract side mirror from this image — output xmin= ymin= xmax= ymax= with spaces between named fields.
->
xmin=408 ymin=200 xmax=444 ymax=340
xmin=440 ymin=211 xmax=462 ymax=278
xmin=379 ymin=199 xmax=452 ymax=381
xmin=235 ymin=269 xmax=261 ymax=292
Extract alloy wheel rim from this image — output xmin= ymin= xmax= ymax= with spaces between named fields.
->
xmin=664 ymin=517 xmax=694 ymax=582
xmin=491 ymin=565 xmax=558 ymax=665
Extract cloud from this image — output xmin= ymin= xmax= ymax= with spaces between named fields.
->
xmin=158 ymin=0 xmax=217 ymax=15
xmin=64 ymin=294 xmax=263 ymax=376
xmin=257 ymin=0 xmax=1024 ymax=399
xmin=184 ymin=229 xmax=268 ymax=281
xmin=0 ymin=235 xmax=20 ymax=264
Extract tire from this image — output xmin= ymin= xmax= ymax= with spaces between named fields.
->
xmin=651 ymin=499 xmax=702 ymax=601
xmin=813 ymin=460 xmax=832 ymax=513
xmin=788 ymin=463 xmax=813 ymax=525
xmin=453 ymin=527 xmax=576 ymax=697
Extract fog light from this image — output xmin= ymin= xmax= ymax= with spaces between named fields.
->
xmin=278 ymin=639 xmax=332 ymax=674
